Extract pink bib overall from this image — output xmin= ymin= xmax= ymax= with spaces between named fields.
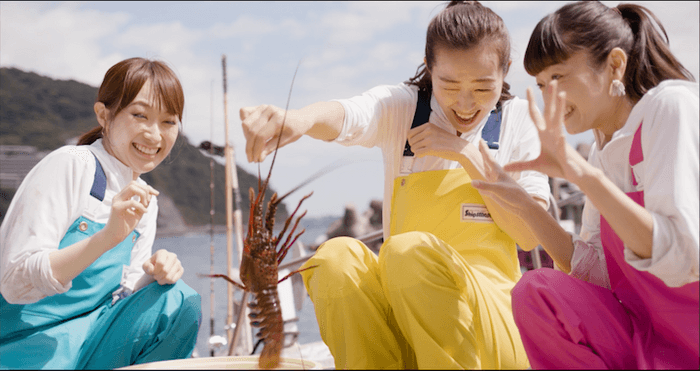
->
xmin=600 ymin=122 xmax=699 ymax=368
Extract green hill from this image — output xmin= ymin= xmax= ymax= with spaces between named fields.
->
xmin=0 ymin=67 xmax=287 ymax=227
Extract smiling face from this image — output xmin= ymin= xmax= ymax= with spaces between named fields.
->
xmin=429 ymin=43 xmax=506 ymax=135
xmin=534 ymin=51 xmax=624 ymax=137
xmin=97 ymin=79 xmax=179 ymax=178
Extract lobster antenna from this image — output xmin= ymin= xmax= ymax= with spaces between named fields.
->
xmin=261 ymin=60 xmax=302 ymax=195
xmin=277 ymin=156 xmax=375 ymax=202
xmin=277 ymin=159 xmax=345 ymax=201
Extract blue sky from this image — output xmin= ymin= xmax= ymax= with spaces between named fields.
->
xmin=2 ymin=1 xmax=698 ymax=217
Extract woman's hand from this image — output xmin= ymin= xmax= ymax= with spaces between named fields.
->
xmin=240 ymin=105 xmax=312 ymax=163
xmin=103 ymin=181 xmax=159 ymax=248
xmin=472 ymin=140 xmax=534 ymax=218
xmin=143 ymin=249 xmax=184 ymax=285
xmin=241 ymin=102 xmax=343 ymax=163
xmin=503 ymin=81 xmax=587 ymax=182
xmin=49 ymin=182 xmax=158 ymax=286
xmin=476 ymin=139 xmax=576 ymax=268
xmin=407 ymin=123 xmax=473 ymax=163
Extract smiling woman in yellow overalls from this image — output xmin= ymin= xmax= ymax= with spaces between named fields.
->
xmin=240 ymin=2 xmax=550 ymax=369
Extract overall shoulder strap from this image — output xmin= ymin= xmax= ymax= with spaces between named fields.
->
xmin=403 ymin=88 xmax=503 ymax=156
xmin=629 ymin=122 xmax=644 ymax=186
xmin=481 ymin=102 xmax=502 ymax=150
xmin=90 ymin=153 xmax=107 ymax=201
xmin=403 ymin=86 xmax=433 ymax=157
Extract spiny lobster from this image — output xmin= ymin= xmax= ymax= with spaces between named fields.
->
xmin=205 ymin=64 xmax=316 ymax=369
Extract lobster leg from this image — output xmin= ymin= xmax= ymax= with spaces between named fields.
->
xmin=274 ymin=192 xmax=313 ymax=250
xmin=198 ymin=273 xmax=247 ymax=291
xmin=264 ymin=193 xmax=280 ymax=235
xmin=277 ymin=264 xmax=318 ymax=284
xmin=275 ymin=192 xmax=312 ymax=265
xmin=246 ymin=188 xmax=258 ymax=243
xmin=251 ymin=338 xmax=265 ymax=355
xmin=277 ymin=209 xmax=307 ymax=262
xmin=277 ymin=228 xmax=305 ymax=265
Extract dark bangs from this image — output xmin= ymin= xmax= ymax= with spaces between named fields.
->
xmin=407 ymin=1 xmax=514 ymax=102
xmin=523 ymin=13 xmax=576 ymax=76
xmin=147 ymin=62 xmax=184 ymax=122
xmin=80 ymin=57 xmax=184 ymax=145
xmin=100 ymin=58 xmax=184 ymax=122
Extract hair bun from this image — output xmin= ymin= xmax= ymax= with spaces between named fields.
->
xmin=447 ymin=1 xmax=481 ymax=8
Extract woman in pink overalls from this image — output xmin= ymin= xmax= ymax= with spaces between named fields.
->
xmin=470 ymin=1 xmax=698 ymax=369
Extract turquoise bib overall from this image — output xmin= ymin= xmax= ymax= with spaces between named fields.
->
xmin=0 ymin=155 xmax=201 ymax=370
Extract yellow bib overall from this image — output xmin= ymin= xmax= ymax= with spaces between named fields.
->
xmin=300 ymin=168 xmax=529 ymax=369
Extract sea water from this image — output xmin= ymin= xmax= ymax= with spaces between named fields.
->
xmin=153 ymin=225 xmax=327 ymax=358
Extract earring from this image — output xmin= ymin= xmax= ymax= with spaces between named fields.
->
xmin=609 ymin=79 xmax=626 ymax=97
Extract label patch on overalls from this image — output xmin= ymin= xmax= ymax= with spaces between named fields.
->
xmin=461 ymin=204 xmax=493 ymax=223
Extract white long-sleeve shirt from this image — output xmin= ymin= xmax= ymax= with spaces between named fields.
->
xmin=0 ymin=139 xmax=157 ymax=304
xmin=570 ymin=80 xmax=699 ymax=288
xmin=333 ymin=83 xmax=551 ymax=239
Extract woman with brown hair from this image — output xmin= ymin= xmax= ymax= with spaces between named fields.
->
xmin=0 ymin=57 xmax=201 ymax=369
xmin=240 ymin=1 xmax=551 ymax=368
xmin=472 ymin=1 xmax=698 ymax=368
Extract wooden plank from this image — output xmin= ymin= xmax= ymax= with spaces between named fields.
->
xmin=117 ymin=356 xmax=319 ymax=370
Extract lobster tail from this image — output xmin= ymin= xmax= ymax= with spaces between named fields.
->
xmin=248 ymin=288 xmax=284 ymax=369
xmin=259 ymin=339 xmax=283 ymax=369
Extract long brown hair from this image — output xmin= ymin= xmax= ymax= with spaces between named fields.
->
xmin=78 ymin=57 xmax=185 ymax=145
xmin=524 ymin=1 xmax=694 ymax=103
xmin=406 ymin=0 xmax=514 ymax=103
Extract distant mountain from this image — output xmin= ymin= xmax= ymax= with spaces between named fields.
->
xmin=0 ymin=67 xmax=287 ymax=227
xmin=0 ymin=68 xmax=97 ymax=150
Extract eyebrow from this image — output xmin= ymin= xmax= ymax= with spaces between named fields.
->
xmin=129 ymin=101 xmax=153 ymax=109
xmin=437 ymin=76 xmax=496 ymax=84
xmin=438 ymin=76 xmax=460 ymax=84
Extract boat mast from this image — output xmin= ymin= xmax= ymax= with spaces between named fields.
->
xmin=208 ymin=80 xmax=216 ymax=357
xmin=221 ymin=55 xmax=252 ymax=355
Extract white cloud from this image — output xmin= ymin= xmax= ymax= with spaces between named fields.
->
xmin=207 ymin=16 xmax=279 ymax=39
xmin=364 ymin=41 xmax=413 ymax=72
xmin=114 ymin=21 xmax=202 ymax=58
xmin=640 ymin=1 xmax=700 ymax=80
xmin=321 ymin=1 xmax=433 ymax=45
xmin=1 ymin=1 xmax=697 ymax=216
xmin=0 ymin=2 xmax=131 ymax=85
xmin=485 ymin=0 xmax=567 ymax=14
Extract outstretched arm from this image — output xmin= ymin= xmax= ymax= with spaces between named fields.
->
xmin=240 ymin=102 xmax=344 ymax=163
